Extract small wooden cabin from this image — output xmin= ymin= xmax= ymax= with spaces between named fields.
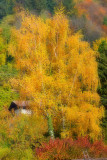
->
xmin=9 ymin=101 xmax=32 ymax=115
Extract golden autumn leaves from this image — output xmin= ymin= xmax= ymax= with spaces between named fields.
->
xmin=9 ymin=11 xmax=104 ymax=140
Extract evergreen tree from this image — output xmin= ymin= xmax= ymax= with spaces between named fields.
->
xmin=97 ymin=40 xmax=107 ymax=108
xmin=97 ymin=40 xmax=107 ymax=143
xmin=0 ymin=0 xmax=15 ymax=19
xmin=33 ymin=0 xmax=47 ymax=13
xmin=47 ymin=0 xmax=56 ymax=13
xmin=93 ymin=38 xmax=107 ymax=143
xmin=62 ymin=0 xmax=75 ymax=16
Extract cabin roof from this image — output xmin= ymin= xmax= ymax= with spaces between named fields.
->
xmin=13 ymin=101 xmax=30 ymax=107
xmin=9 ymin=101 xmax=30 ymax=111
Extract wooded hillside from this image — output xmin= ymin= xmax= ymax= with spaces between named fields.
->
xmin=0 ymin=1 xmax=107 ymax=159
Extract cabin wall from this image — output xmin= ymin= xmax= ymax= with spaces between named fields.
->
xmin=15 ymin=109 xmax=32 ymax=115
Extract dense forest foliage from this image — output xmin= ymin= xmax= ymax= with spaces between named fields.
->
xmin=0 ymin=0 xmax=107 ymax=159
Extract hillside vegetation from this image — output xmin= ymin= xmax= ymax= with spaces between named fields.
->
xmin=0 ymin=0 xmax=107 ymax=159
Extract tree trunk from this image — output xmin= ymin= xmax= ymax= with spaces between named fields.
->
xmin=47 ymin=114 xmax=55 ymax=139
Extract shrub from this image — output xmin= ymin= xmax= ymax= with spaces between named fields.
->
xmin=0 ymin=147 xmax=11 ymax=159
xmin=0 ymin=110 xmax=48 ymax=160
xmin=89 ymin=140 xmax=107 ymax=158
xmin=36 ymin=137 xmax=107 ymax=160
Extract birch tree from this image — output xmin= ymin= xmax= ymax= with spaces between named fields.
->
xmin=9 ymin=10 xmax=104 ymax=140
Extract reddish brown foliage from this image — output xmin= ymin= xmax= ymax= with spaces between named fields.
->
xmin=77 ymin=0 xmax=107 ymax=28
xmin=89 ymin=140 xmax=107 ymax=158
xmin=36 ymin=137 xmax=107 ymax=160
xmin=102 ymin=25 xmax=107 ymax=34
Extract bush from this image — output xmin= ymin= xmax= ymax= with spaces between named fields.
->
xmin=89 ymin=140 xmax=107 ymax=158
xmin=36 ymin=137 xmax=107 ymax=160
xmin=0 ymin=147 xmax=11 ymax=159
xmin=0 ymin=110 xmax=48 ymax=160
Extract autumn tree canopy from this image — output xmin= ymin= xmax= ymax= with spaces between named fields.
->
xmin=9 ymin=11 xmax=104 ymax=140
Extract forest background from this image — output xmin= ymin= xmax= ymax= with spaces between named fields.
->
xmin=0 ymin=0 xmax=107 ymax=159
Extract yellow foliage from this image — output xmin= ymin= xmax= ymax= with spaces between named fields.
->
xmin=9 ymin=11 xmax=104 ymax=140
xmin=93 ymin=37 xmax=107 ymax=51
xmin=0 ymin=34 xmax=6 ymax=66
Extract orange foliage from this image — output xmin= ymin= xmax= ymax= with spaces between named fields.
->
xmin=102 ymin=25 xmax=107 ymax=34
xmin=77 ymin=0 xmax=107 ymax=28
xmin=9 ymin=11 xmax=104 ymax=140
